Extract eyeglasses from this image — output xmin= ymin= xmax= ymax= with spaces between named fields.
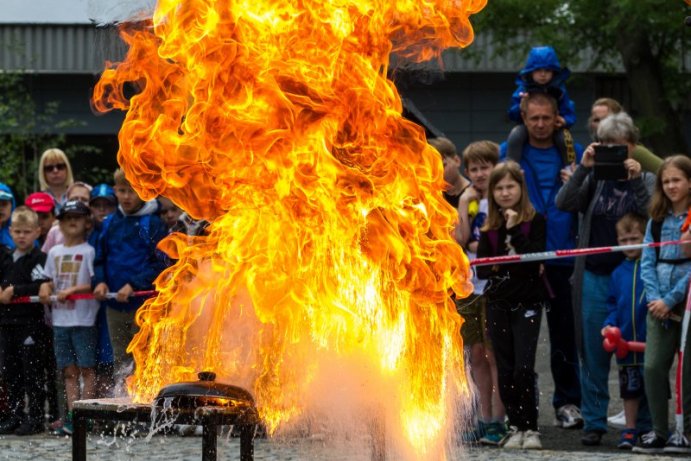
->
xmin=44 ymin=163 xmax=67 ymax=173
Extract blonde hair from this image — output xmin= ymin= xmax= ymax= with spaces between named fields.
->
xmin=11 ymin=206 xmax=39 ymax=228
xmin=67 ymin=181 xmax=93 ymax=197
xmin=649 ymin=155 xmax=691 ymax=222
xmin=113 ymin=168 xmax=129 ymax=186
xmin=38 ymin=148 xmax=74 ymax=191
xmin=483 ymin=161 xmax=536 ymax=230
xmin=462 ymin=140 xmax=500 ymax=170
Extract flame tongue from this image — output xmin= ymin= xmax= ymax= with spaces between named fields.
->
xmin=94 ymin=0 xmax=483 ymax=458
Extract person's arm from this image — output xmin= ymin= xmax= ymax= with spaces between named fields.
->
xmin=631 ymin=145 xmax=663 ymax=174
xmin=10 ymin=253 xmax=49 ymax=298
xmin=629 ymin=171 xmax=655 ymax=216
xmin=129 ymin=217 xmax=169 ymax=290
xmin=555 ymin=143 xmax=596 ymax=213
xmin=558 ymin=90 xmax=577 ymax=128
xmin=475 ymin=231 xmax=493 ymax=279
xmin=456 ymin=186 xmax=480 ymax=247
xmin=507 ymin=85 xmax=525 ymax=123
xmin=506 ymin=214 xmax=546 ymax=255
xmin=640 ymin=220 xmax=662 ymax=303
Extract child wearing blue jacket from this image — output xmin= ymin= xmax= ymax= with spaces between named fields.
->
xmin=0 ymin=184 xmax=16 ymax=250
xmin=506 ymin=46 xmax=576 ymax=162
xmin=601 ymin=213 xmax=651 ymax=449
xmin=93 ymin=169 xmax=168 ymax=391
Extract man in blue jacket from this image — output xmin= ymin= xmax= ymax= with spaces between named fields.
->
xmin=500 ymin=92 xmax=584 ymax=431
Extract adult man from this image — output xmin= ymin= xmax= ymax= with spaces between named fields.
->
xmin=500 ymin=92 xmax=584 ymax=430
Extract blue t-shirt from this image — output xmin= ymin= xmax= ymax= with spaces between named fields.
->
xmin=500 ymin=142 xmax=583 ymax=264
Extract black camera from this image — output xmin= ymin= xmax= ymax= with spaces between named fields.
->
xmin=593 ymin=144 xmax=628 ymax=181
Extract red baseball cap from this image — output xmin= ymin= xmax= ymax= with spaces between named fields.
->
xmin=25 ymin=192 xmax=55 ymax=213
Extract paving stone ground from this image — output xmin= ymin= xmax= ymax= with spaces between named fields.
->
xmin=0 ymin=310 xmax=684 ymax=460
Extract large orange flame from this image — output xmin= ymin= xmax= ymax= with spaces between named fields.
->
xmin=94 ymin=0 xmax=483 ymax=458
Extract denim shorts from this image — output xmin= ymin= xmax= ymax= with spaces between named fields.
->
xmin=53 ymin=326 xmax=98 ymax=369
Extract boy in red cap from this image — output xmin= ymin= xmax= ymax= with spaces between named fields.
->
xmin=25 ymin=192 xmax=56 ymax=247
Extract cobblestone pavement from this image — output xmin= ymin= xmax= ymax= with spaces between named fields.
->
xmin=0 ymin=311 xmax=684 ymax=460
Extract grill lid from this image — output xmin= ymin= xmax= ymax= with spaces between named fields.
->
xmin=154 ymin=371 xmax=255 ymax=410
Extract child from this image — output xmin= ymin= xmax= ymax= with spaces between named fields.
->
xmin=0 ymin=183 xmax=16 ymax=249
xmin=635 ymin=155 xmax=691 ymax=454
xmin=429 ymin=137 xmax=471 ymax=210
xmin=601 ymin=213 xmax=651 ymax=449
xmin=39 ymin=200 xmax=99 ymax=436
xmin=25 ymin=192 xmax=56 ymax=247
xmin=89 ymin=184 xmax=117 ymax=226
xmin=88 ymin=184 xmax=117 ymax=398
xmin=476 ymin=161 xmax=547 ymax=450
xmin=0 ymin=206 xmax=50 ymax=435
xmin=506 ymin=45 xmax=576 ymax=162
xmin=93 ymin=169 xmax=168 ymax=392
xmin=42 ymin=182 xmax=93 ymax=254
xmin=455 ymin=141 xmax=505 ymax=445
xmin=157 ymin=196 xmax=183 ymax=233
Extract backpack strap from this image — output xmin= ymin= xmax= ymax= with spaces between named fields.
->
xmin=563 ymin=128 xmax=575 ymax=164
xmin=651 ymin=219 xmax=691 ymax=265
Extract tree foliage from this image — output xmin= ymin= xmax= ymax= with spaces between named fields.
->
xmin=0 ymin=72 xmax=104 ymax=201
xmin=471 ymin=0 xmax=690 ymax=154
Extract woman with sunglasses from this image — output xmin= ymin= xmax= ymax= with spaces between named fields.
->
xmin=38 ymin=148 xmax=74 ymax=212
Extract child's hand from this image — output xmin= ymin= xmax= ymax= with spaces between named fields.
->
xmin=647 ymin=299 xmax=670 ymax=320
xmin=504 ymin=209 xmax=519 ymax=229
xmin=93 ymin=283 xmax=109 ymax=301
xmin=0 ymin=286 xmax=13 ymax=304
xmin=518 ymin=92 xmax=528 ymax=99
xmin=116 ymin=283 xmax=134 ymax=303
xmin=555 ymin=115 xmax=566 ymax=128
xmin=39 ymin=282 xmax=52 ymax=304
xmin=460 ymin=185 xmax=481 ymax=204
xmin=56 ymin=289 xmax=71 ymax=302
xmin=560 ymin=162 xmax=576 ymax=184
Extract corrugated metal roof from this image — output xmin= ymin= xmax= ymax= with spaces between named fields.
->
xmin=3 ymin=24 xmax=683 ymax=75
xmin=0 ymin=24 xmax=126 ymax=74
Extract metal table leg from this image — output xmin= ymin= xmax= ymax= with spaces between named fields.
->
xmin=240 ymin=424 xmax=255 ymax=461
xmin=202 ymin=423 xmax=217 ymax=461
xmin=72 ymin=410 xmax=87 ymax=461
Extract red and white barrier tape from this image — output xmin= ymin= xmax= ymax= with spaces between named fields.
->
xmin=11 ymin=290 xmax=156 ymax=304
xmin=470 ymin=239 xmax=687 ymax=267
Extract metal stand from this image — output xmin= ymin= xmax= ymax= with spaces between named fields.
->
xmin=72 ymin=398 xmax=259 ymax=461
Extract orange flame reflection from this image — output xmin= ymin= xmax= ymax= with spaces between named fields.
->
xmin=94 ymin=0 xmax=483 ymax=458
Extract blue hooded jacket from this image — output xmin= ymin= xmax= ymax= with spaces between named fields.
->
xmin=93 ymin=200 xmax=168 ymax=312
xmin=508 ymin=46 xmax=576 ymax=126
xmin=0 ymin=183 xmax=16 ymax=250
xmin=603 ymin=258 xmax=647 ymax=365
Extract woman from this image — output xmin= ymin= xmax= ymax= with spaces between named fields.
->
xmin=38 ymin=148 xmax=74 ymax=211
xmin=556 ymin=111 xmax=655 ymax=446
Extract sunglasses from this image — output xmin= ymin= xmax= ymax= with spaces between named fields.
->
xmin=44 ymin=163 xmax=67 ymax=173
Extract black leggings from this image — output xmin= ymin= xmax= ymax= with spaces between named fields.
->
xmin=486 ymin=301 xmax=543 ymax=431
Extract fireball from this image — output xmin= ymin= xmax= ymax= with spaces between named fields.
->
xmin=94 ymin=0 xmax=484 ymax=458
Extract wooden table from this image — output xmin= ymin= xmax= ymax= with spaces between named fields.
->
xmin=72 ymin=398 xmax=259 ymax=461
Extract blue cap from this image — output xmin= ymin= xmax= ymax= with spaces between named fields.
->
xmin=90 ymin=183 xmax=116 ymax=205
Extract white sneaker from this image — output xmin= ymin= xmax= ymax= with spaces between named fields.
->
xmin=607 ymin=410 xmax=626 ymax=429
xmin=522 ymin=430 xmax=542 ymax=449
xmin=501 ymin=427 xmax=524 ymax=449
xmin=554 ymin=404 xmax=584 ymax=429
